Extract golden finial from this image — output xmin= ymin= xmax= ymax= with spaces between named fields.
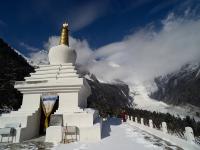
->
xmin=59 ymin=22 xmax=69 ymax=46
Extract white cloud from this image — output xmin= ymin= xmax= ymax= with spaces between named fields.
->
xmin=28 ymin=50 xmax=49 ymax=65
xmin=20 ymin=42 xmax=40 ymax=52
xmin=29 ymin=12 xmax=200 ymax=85
xmin=68 ymin=1 xmax=108 ymax=31
xmin=89 ymin=14 xmax=200 ymax=84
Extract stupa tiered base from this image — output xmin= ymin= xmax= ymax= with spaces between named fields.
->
xmin=0 ymin=64 xmax=102 ymax=143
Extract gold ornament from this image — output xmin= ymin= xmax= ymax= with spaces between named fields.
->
xmin=59 ymin=22 xmax=69 ymax=46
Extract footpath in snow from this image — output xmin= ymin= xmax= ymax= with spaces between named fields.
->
xmin=55 ymin=118 xmax=182 ymax=150
xmin=0 ymin=118 xmax=182 ymax=150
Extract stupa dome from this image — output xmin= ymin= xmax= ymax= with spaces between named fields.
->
xmin=48 ymin=23 xmax=77 ymax=64
xmin=49 ymin=44 xmax=76 ymax=64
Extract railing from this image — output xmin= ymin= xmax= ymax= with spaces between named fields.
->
xmin=126 ymin=116 xmax=200 ymax=150
xmin=195 ymin=137 xmax=200 ymax=145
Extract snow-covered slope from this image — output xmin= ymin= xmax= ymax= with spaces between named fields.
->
xmin=13 ymin=48 xmax=49 ymax=66
xmin=131 ymin=82 xmax=200 ymax=121
xmin=131 ymin=84 xmax=168 ymax=110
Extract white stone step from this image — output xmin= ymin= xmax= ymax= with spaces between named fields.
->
xmin=57 ymin=74 xmax=78 ymax=77
xmin=25 ymin=74 xmax=79 ymax=80
xmin=39 ymin=63 xmax=73 ymax=68
xmin=30 ymin=72 xmax=77 ymax=78
xmin=59 ymin=70 xmax=77 ymax=74
xmin=2 ymin=109 xmax=37 ymax=117
xmin=35 ymin=66 xmax=75 ymax=71
xmin=30 ymin=70 xmax=77 ymax=75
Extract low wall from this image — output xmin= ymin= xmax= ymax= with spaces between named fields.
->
xmin=0 ymin=109 xmax=40 ymax=143
xmin=127 ymin=117 xmax=200 ymax=150
xmin=45 ymin=117 xmax=102 ymax=144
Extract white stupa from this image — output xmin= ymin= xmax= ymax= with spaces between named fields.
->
xmin=0 ymin=23 xmax=102 ymax=143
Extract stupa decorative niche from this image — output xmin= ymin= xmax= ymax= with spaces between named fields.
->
xmin=0 ymin=23 xmax=102 ymax=143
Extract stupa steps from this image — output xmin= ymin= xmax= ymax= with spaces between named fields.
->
xmin=30 ymin=70 xmax=77 ymax=75
xmin=1 ymin=109 xmax=38 ymax=117
xmin=29 ymin=72 xmax=77 ymax=78
xmin=0 ymin=110 xmax=40 ymax=128
xmin=35 ymin=65 xmax=75 ymax=71
xmin=15 ymin=78 xmax=84 ymax=87
xmin=39 ymin=63 xmax=74 ymax=67
xmin=0 ymin=110 xmax=38 ymax=121
xmin=55 ymin=109 xmax=83 ymax=114
xmin=2 ymin=112 xmax=34 ymax=117
xmin=0 ymin=116 xmax=27 ymax=128
xmin=25 ymin=75 xmax=79 ymax=81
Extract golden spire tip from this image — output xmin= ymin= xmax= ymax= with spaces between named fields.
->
xmin=59 ymin=22 xmax=69 ymax=46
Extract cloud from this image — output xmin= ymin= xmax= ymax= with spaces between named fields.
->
xmin=149 ymin=1 xmax=178 ymax=15
xmin=20 ymin=42 xmax=40 ymax=52
xmin=88 ymin=13 xmax=200 ymax=84
xmin=29 ymin=50 xmax=49 ymax=65
xmin=29 ymin=10 xmax=200 ymax=86
xmin=68 ymin=1 xmax=108 ymax=31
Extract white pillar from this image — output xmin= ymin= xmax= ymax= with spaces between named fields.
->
xmin=149 ymin=120 xmax=153 ymax=128
xmin=135 ymin=117 xmax=138 ymax=123
xmin=184 ymin=127 xmax=195 ymax=144
xmin=141 ymin=118 xmax=144 ymax=125
xmin=161 ymin=122 xmax=167 ymax=134
xmin=131 ymin=116 xmax=133 ymax=121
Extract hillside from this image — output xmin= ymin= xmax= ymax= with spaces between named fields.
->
xmin=0 ymin=38 xmax=34 ymax=111
xmin=86 ymin=74 xmax=133 ymax=116
xmin=151 ymin=62 xmax=200 ymax=108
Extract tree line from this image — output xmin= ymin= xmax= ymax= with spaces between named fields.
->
xmin=126 ymin=108 xmax=200 ymax=137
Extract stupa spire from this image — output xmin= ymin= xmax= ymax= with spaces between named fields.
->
xmin=59 ymin=22 xmax=69 ymax=46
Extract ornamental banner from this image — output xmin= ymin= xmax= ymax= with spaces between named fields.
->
xmin=41 ymin=93 xmax=58 ymax=129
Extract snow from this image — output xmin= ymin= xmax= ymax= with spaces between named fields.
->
xmin=131 ymin=83 xmax=200 ymax=121
xmin=13 ymin=49 xmax=33 ymax=65
xmin=132 ymin=84 xmax=168 ymax=110
xmin=195 ymin=69 xmax=200 ymax=78
xmin=54 ymin=118 xmax=180 ymax=150
xmin=108 ymin=62 xmax=120 ymax=68
xmin=84 ymin=74 xmax=93 ymax=81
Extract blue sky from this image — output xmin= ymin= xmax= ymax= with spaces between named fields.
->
xmin=0 ymin=0 xmax=192 ymax=55
xmin=0 ymin=0 xmax=200 ymax=83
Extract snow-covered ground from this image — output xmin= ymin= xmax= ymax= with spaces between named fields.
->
xmin=0 ymin=118 xmax=182 ymax=150
xmin=55 ymin=118 xmax=181 ymax=150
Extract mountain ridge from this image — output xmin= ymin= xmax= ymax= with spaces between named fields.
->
xmin=151 ymin=62 xmax=200 ymax=107
xmin=0 ymin=38 xmax=34 ymax=111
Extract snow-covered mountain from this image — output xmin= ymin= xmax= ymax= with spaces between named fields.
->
xmin=128 ymin=62 xmax=200 ymax=119
xmin=151 ymin=62 xmax=200 ymax=107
